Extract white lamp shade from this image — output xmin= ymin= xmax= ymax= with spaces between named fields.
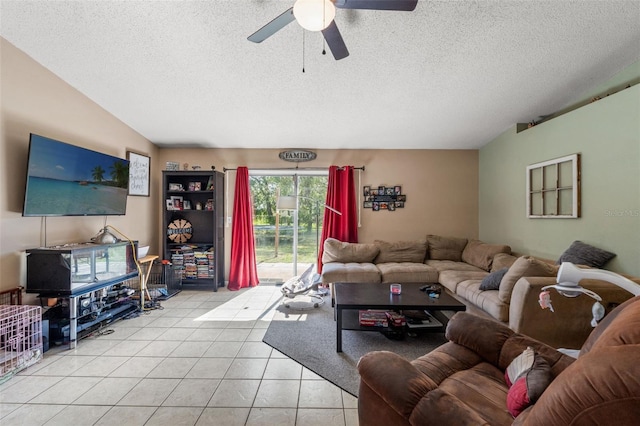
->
xmin=293 ymin=0 xmax=336 ymax=32
xmin=277 ymin=196 xmax=298 ymax=210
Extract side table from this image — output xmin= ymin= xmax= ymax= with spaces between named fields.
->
xmin=138 ymin=255 xmax=159 ymax=310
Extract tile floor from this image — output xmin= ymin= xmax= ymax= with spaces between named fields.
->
xmin=0 ymin=284 xmax=359 ymax=425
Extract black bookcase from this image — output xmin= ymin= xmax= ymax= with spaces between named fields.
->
xmin=162 ymin=170 xmax=225 ymax=291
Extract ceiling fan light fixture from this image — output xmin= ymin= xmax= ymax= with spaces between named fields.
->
xmin=293 ymin=0 xmax=336 ymax=32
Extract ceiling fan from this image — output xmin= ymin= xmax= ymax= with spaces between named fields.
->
xmin=248 ymin=0 xmax=418 ymax=60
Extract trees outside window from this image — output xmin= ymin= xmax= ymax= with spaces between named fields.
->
xmin=250 ymin=175 xmax=327 ymax=264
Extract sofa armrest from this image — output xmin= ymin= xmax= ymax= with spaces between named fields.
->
xmin=357 ymin=351 xmax=438 ymax=420
xmin=445 ymin=312 xmax=514 ymax=365
xmin=509 ymin=277 xmax=634 ymax=349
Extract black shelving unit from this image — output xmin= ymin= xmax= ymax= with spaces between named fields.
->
xmin=162 ymin=170 xmax=225 ymax=291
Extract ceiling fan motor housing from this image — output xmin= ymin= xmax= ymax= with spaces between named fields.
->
xmin=293 ymin=0 xmax=336 ymax=32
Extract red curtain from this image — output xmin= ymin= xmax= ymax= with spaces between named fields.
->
xmin=317 ymin=166 xmax=358 ymax=272
xmin=228 ymin=167 xmax=259 ymax=291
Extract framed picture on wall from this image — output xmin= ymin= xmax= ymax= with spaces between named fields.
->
xmin=127 ymin=151 xmax=150 ymax=196
xmin=526 ymin=153 xmax=580 ymax=218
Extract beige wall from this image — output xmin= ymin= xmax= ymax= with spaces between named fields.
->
xmin=0 ymin=37 xmax=480 ymax=292
xmin=157 ymin=148 xmax=479 ymax=279
xmin=0 ymin=38 xmax=158 ymax=294
xmin=479 ymin=84 xmax=640 ymax=276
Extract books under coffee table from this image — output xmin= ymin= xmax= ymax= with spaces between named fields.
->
xmin=333 ymin=282 xmax=466 ymax=352
xmin=357 ymin=310 xmax=408 ymax=327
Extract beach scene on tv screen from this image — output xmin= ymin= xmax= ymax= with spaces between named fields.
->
xmin=24 ymin=135 xmax=129 ymax=216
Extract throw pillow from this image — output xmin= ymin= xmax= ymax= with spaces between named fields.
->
xmin=505 ymin=346 xmax=535 ymax=386
xmin=374 ymin=240 xmax=427 ymax=264
xmin=321 ymin=238 xmax=379 ymax=264
xmin=498 ymin=256 xmax=558 ymax=303
xmin=479 ymin=268 xmax=509 ymax=291
xmin=557 ymin=240 xmax=616 ymax=268
xmin=505 ymin=347 xmax=552 ymax=418
xmin=461 ymin=240 xmax=512 ymax=271
xmin=491 ymin=253 xmax=518 ymax=272
xmin=427 ymin=235 xmax=468 ymax=261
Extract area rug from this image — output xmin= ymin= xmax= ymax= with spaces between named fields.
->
xmin=263 ymin=296 xmax=448 ymax=396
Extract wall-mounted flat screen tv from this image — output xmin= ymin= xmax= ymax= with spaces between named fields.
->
xmin=23 ymin=134 xmax=129 ymax=216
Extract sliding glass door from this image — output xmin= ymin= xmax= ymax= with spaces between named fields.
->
xmin=249 ymin=171 xmax=327 ymax=282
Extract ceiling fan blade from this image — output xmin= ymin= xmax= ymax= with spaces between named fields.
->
xmin=248 ymin=7 xmax=295 ymax=43
xmin=322 ymin=21 xmax=349 ymax=60
xmin=333 ymin=0 xmax=418 ymax=11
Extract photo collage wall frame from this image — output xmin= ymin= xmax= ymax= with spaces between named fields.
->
xmin=363 ymin=185 xmax=406 ymax=211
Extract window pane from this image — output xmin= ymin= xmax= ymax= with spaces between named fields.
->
xmin=543 ymin=191 xmax=557 ymax=215
xmin=543 ymin=165 xmax=556 ymax=190
xmin=558 ymin=188 xmax=574 ymax=215
xmin=530 ymin=168 xmax=542 ymax=191
xmin=531 ymin=193 xmax=543 ymax=216
xmin=558 ymin=161 xmax=573 ymax=188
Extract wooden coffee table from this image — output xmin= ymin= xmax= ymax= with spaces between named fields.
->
xmin=333 ymin=282 xmax=466 ymax=352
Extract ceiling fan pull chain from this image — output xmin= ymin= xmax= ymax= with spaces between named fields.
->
xmin=302 ymin=29 xmax=306 ymax=73
xmin=322 ymin=0 xmax=327 ymax=55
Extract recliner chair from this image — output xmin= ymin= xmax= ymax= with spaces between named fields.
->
xmin=357 ymin=296 xmax=640 ymax=425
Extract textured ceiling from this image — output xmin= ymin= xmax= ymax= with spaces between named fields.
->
xmin=1 ymin=1 xmax=639 ymax=149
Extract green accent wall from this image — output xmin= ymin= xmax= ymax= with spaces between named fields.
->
xmin=479 ymin=84 xmax=640 ymax=276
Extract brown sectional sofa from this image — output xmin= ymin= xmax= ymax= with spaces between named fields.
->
xmin=321 ymin=236 xmax=636 ymax=348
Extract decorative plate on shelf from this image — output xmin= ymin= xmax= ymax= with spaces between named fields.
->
xmin=167 ymin=219 xmax=193 ymax=243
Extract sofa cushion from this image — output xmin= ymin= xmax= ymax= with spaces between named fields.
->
xmin=499 ymin=256 xmax=558 ymax=303
xmin=321 ymin=238 xmax=379 ymax=264
xmin=413 ymin=363 xmax=514 ymax=425
xmin=427 ymin=235 xmax=468 ymax=261
xmin=426 ymin=259 xmax=485 ymax=273
xmin=439 ymin=270 xmax=489 ymax=294
xmin=376 ymin=262 xmax=438 ymax=284
xmin=374 ymin=240 xmax=427 ymax=264
xmin=456 ymin=280 xmax=509 ymax=321
xmin=320 ymin=262 xmax=381 ymax=283
xmin=491 ymin=253 xmax=518 ymax=272
xmin=480 ymin=268 xmax=509 ymax=291
xmin=557 ymin=240 xmax=616 ymax=268
xmin=462 ymin=240 xmax=512 ymax=272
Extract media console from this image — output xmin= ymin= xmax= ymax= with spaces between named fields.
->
xmin=26 ymin=241 xmax=139 ymax=348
